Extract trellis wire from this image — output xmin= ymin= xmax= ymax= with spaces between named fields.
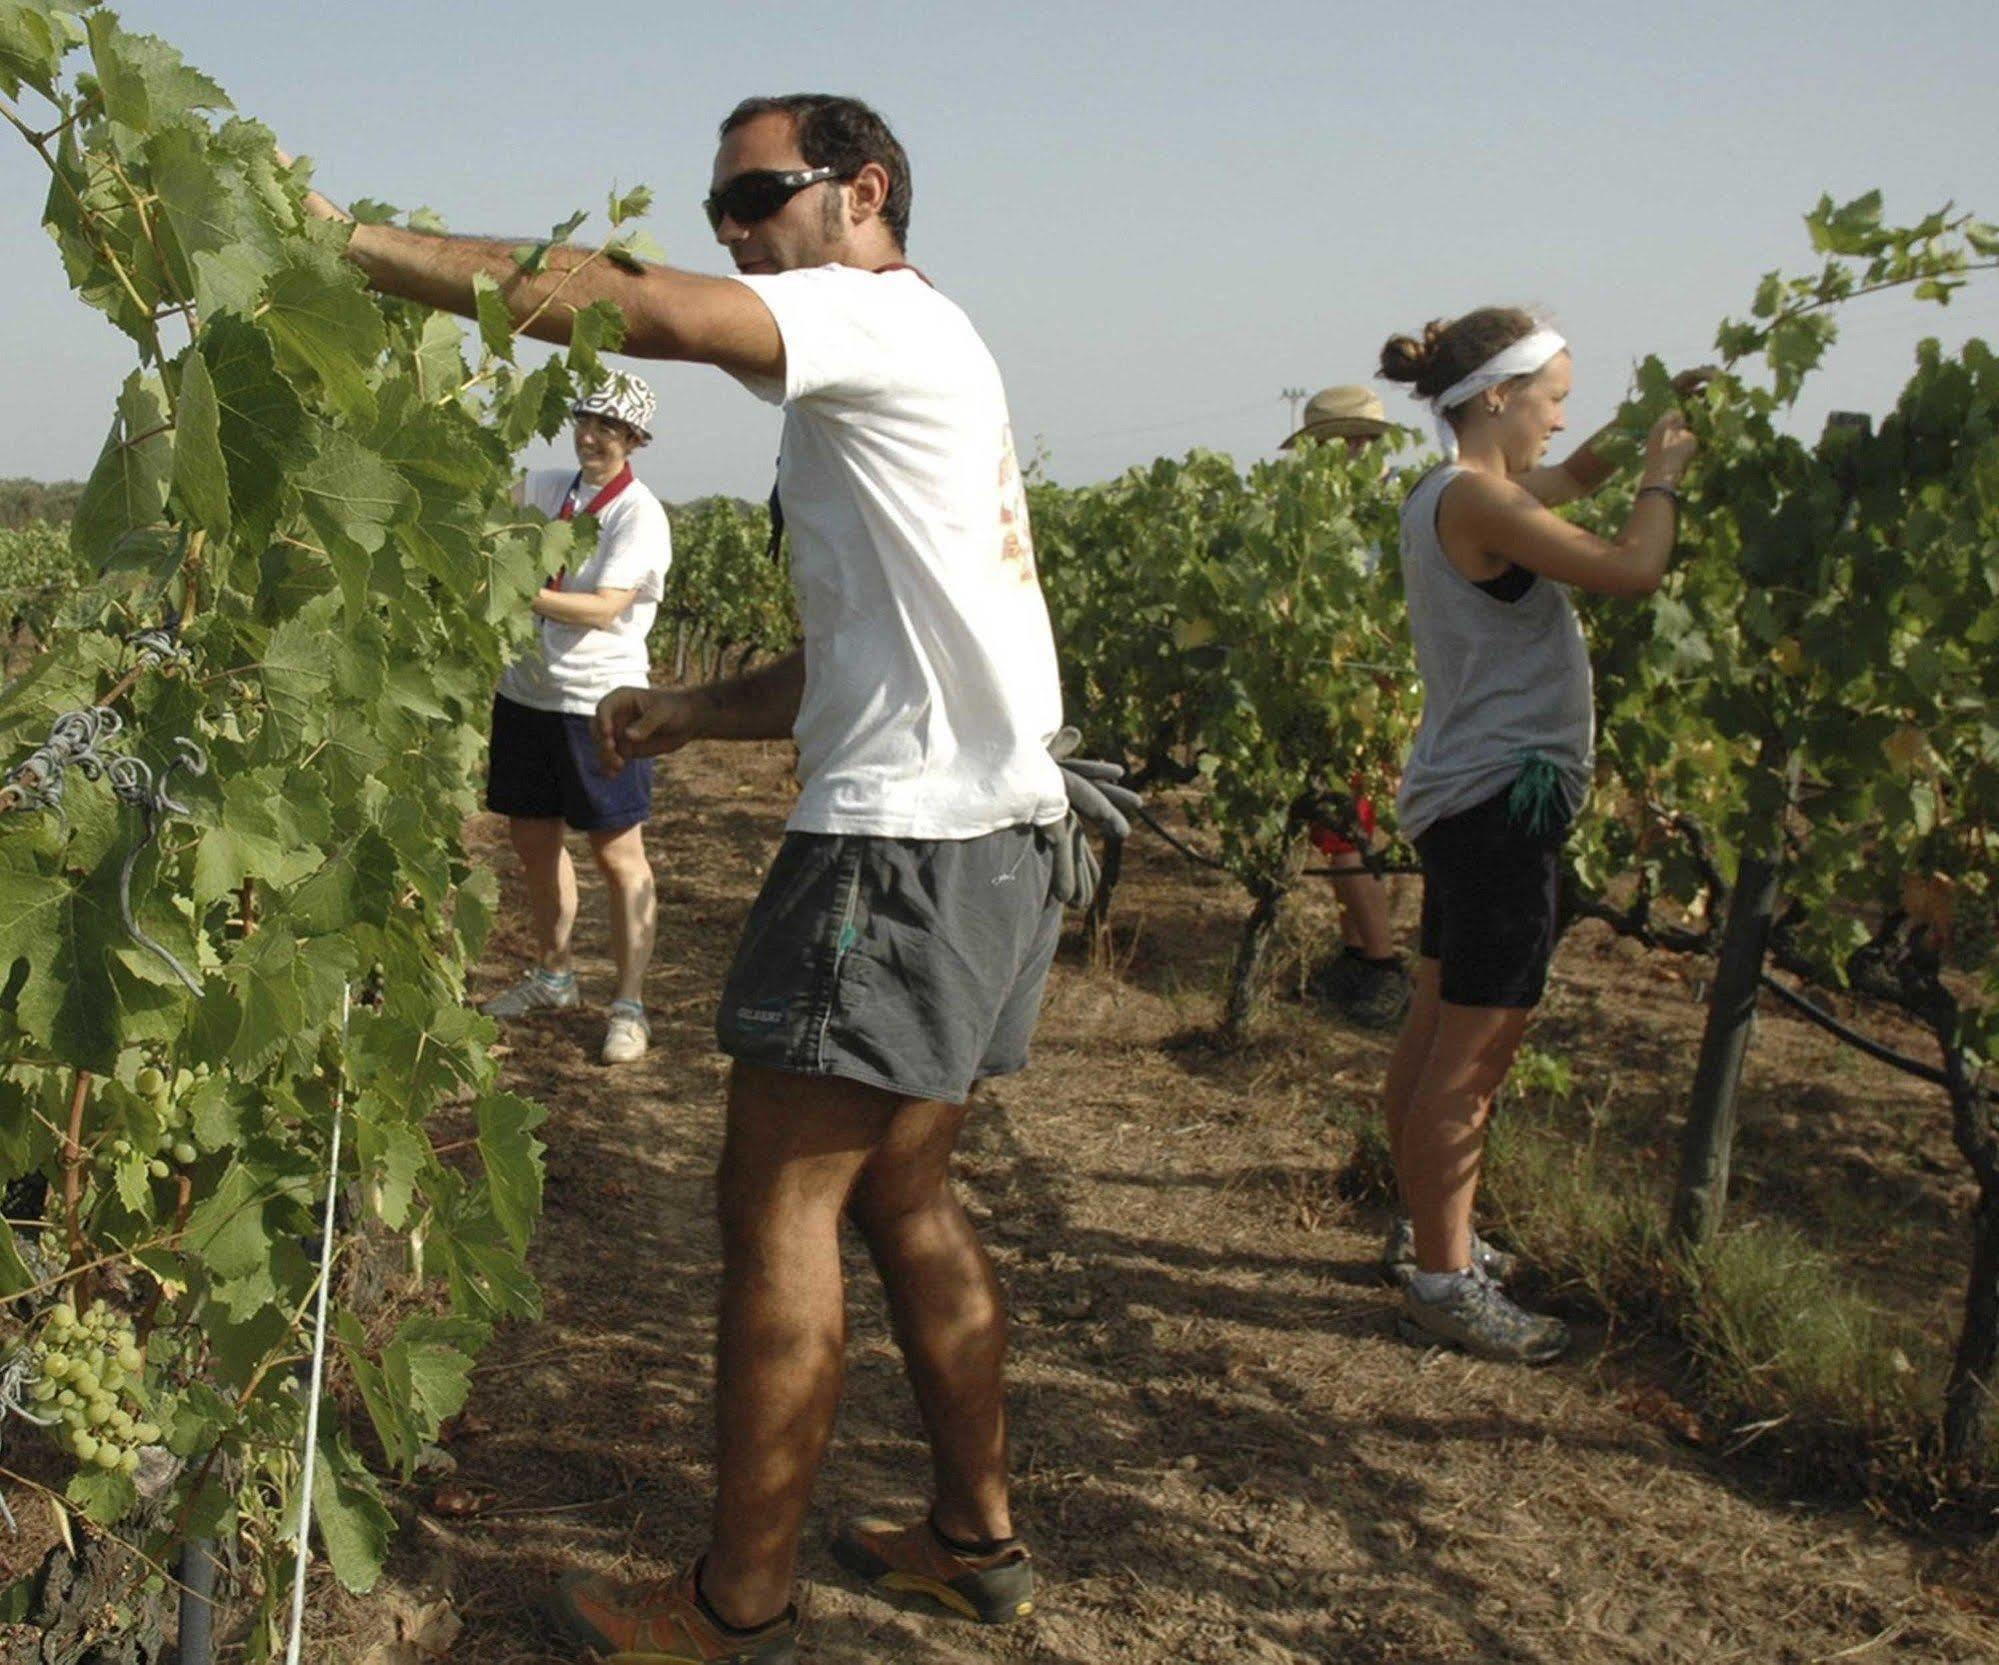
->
xmin=284 ymin=982 xmax=351 ymax=1665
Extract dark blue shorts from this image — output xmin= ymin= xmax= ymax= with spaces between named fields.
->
xmin=485 ymin=693 xmax=653 ymax=832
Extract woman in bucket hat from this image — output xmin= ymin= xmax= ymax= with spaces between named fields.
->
xmin=483 ymin=372 xmax=672 ymax=1065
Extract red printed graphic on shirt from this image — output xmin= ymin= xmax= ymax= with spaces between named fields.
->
xmin=998 ymin=426 xmax=1036 ymax=584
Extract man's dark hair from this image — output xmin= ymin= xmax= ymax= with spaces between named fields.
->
xmin=721 ymin=94 xmax=912 ymax=248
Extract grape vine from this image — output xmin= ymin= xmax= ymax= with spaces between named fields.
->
xmin=0 ymin=7 xmax=658 ymax=1651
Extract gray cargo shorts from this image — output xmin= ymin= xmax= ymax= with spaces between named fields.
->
xmin=716 ymin=823 xmax=1064 ymax=1105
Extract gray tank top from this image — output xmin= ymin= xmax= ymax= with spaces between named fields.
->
xmin=1394 ymin=465 xmax=1594 ymax=842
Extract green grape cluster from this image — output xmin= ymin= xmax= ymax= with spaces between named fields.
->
xmin=26 ymin=1299 xmax=161 ymax=1475
xmin=106 ymin=1062 xmax=207 ymax=1176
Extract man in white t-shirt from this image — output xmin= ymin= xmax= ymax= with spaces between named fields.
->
xmin=300 ymin=94 xmax=1060 ymax=1659
xmin=482 ymin=375 xmax=672 ymax=1066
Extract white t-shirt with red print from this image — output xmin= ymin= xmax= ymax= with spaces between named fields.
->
xmin=497 ymin=468 xmax=672 ymax=717
xmin=730 ymin=263 xmax=1067 ymax=840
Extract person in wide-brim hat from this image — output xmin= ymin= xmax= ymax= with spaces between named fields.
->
xmin=1282 ymin=384 xmax=1392 ymax=449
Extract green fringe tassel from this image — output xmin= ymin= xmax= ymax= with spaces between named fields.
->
xmin=1507 ymin=753 xmax=1567 ymax=837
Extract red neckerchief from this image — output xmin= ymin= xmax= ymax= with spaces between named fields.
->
xmin=548 ymin=465 xmax=635 ymax=588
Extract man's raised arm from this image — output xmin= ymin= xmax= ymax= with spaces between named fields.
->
xmin=292 ymin=166 xmax=783 ymax=380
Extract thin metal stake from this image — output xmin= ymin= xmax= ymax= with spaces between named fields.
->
xmin=284 ymin=983 xmax=350 ymax=1665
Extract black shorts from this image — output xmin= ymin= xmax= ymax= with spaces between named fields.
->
xmin=1416 ymin=786 xmax=1569 ymax=1009
xmin=716 ymin=825 xmax=1064 ymax=1104
xmin=484 ymin=693 xmax=653 ymax=832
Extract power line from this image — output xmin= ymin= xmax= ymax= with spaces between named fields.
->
xmin=1050 ymin=394 xmax=1284 ymax=447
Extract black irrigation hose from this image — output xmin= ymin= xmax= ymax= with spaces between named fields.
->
xmin=1129 ymin=793 xmax=1990 ymax=1102
xmin=1757 ymin=971 xmax=1996 ymax=1101
xmin=1130 ymin=802 xmax=1230 ymax=872
xmin=1130 ymin=805 xmax=1426 ymax=881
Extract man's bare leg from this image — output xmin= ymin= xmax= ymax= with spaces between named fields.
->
xmin=847 ymin=1097 xmax=1013 ymax=1544
xmin=701 ymin=1064 xmax=898 ymax=1628
xmin=588 ymin=823 xmax=656 ymax=1004
xmin=508 ymin=816 xmax=577 ymax=973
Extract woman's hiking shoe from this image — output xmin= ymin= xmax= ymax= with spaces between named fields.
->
xmin=549 ymin=1564 xmax=796 ymax=1663
xmin=1308 ymin=948 xmax=1412 ymax=1030
xmin=831 ymin=1513 xmax=1035 ymax=1624
xmin=481 ymin=967 xmax=579 ymax=1020
xmin=1397 ymin=1272 xmax=1570 ymax=1364
xmin=602 ymin=999 xmax=651 ymax=1064
xmin=1380 ymin=1217 xmax=1519 ymax=1287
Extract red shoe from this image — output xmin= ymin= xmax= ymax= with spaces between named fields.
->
xmin=549 ymin=1563 xmax=796 ymax=1662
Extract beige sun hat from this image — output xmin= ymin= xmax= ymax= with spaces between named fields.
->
xmin=1281 ymin=385 xmax=1389 ymax=449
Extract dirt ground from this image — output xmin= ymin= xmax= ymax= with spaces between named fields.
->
xmin=317 ymin=740 xmax=1999 ymax=1665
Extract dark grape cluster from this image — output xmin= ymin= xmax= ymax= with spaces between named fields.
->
xmin=27 ymin=1299 xmax=160 ymax=1475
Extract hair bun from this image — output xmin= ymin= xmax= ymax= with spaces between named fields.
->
xmin=1378 ymin=324 xmax=1441 ymax=385
xmin=1377 ymin=308 xmax=1539 ymax=401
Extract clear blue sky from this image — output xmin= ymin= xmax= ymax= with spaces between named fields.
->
xmin=4 ymin=0 xmax=1997 ymax=501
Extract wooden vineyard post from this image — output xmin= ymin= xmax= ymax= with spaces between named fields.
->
xmin=1672 ymin=736 xmax=1790 ymax=1251
xmin=1942 ymin=1036 xmax=1999 ymax=1466
xmin=1084 ymin=831 xmax=1124 ymax=935
xmin=1223 ymin=883 xmax=1284 ymax=1045
xmin=1671 ymin=850 xmax=1780 ymax=1249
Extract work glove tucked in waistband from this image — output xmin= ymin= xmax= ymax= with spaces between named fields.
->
xmin=1046 ymin=726 xmax=1143 ymax=911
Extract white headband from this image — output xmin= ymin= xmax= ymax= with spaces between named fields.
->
xmin=1428 ymin=327 xmax=1567 ymax=459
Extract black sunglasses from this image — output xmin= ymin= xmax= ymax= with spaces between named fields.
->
xmin=703 ymin=165 xmax=844 ymax=232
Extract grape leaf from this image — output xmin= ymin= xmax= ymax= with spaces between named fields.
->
xmin=66 ymin=1468 xmax=137 ymax=1527
xmin=413 ymin=312 xmax=466 ymax=400
xmin=147 ymin=123 xmax=284 ymax=319
xmin=167 ymin=343 xmax=230 ymax=540
xmin=208 ymin=926 xmax=358 ymax=1075
xmin=198 ymin=313 xmax=307 ymax=549
xmin=354 ymin=1093 xmax=426 ymax=1229
xmin=311 ymin=1425 xmax=392 ymax=1594
xmin=471 ymin=272 xmax=515 ymax=361
xmin=261 ymin=257 xmax=386 ymax=420
xmin=191 ymin=765 xmax=327 ymax=908
xmin=567 ymin=299 xmax=626 ymax=380
xmin=86 ymin=11 xmax=231 ymax=132
xmin=71 ymin=370 xmax=172 ymax=570
xmin=0 ymin=0 xmax=66 ymax=99
xmin=293 ymin=428 xmax=413 ymax=617
xmin=0 ymin=837 xmax=136 ymax=1071
xmin=475 ymin=1090 xmax=546 ymax=1255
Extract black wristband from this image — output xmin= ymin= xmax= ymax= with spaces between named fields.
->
xmin=1637 ymin=484 xmax=1681 ymax=507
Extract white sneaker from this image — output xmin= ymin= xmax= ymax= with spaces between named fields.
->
xmin=602 ymin=1000 xmax=649 ymax=1064
xmin=482 ymin=970 xmax=580 ymax=1019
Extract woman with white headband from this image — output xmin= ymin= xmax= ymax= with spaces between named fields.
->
xmin=1374 ymin=306 xmax=1698 ymax=1362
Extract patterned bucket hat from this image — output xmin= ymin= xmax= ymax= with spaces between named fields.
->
xmin=571 ymin=371 xmax=657 ymax=442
